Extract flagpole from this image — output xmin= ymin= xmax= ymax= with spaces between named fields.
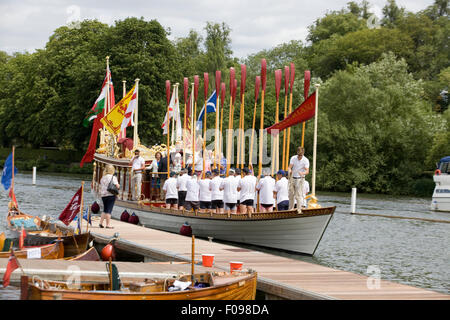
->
xmin=312 ymin=84 xmax=320 ymax=197
xmin=121 ymin=80 xmax=126 ymax=140
xmin=79 ymin=181 xmax=84 ymax=233
xmin=133 ymin=79 xmax=140 ymax=150
xmin=165 ymin=80 xmax=171 ymax=177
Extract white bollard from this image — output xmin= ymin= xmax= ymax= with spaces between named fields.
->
xmin=32 ymin=167 xmax=36 ymax=185
xmin=351 ymin=187 xmax=357 ymax=214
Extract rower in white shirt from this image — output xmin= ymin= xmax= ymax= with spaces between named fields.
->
xmin=220 ymin=169 xmax=239 ymax=215
xmin=176 ymin=168 xmax=190 ymax=210
xmin=256 ymin=169 xmax=276 ymax=212
xmin=237 ymin=168 xmax=257 ymax=214
xmin=274 ymin=170 xmax=289 ymax=211
xmin=184 ymin=170 xmax=200 ymax=213
xmin=198 ymin=171 xmax=212 ymax=213
xmin=209 ymin=169 xmax=224 ymax=214
xmin=162 ymin=172 xmax=178 ymax=210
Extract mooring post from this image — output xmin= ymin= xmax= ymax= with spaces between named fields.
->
xmin=32 ymin=167 xmax=36 ymax=185
xmin=351 ymin=187 xmax=357 ymax=214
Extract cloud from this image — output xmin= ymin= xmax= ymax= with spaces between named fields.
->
xmin=0 ymin=0 xmax=434 ymax=58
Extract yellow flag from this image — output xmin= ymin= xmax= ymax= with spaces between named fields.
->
xmin=101 ymin=84 xmax=137 ymax=136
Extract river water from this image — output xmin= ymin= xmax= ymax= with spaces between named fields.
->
xmin=0 ymin=172 xmax=449 ymax=299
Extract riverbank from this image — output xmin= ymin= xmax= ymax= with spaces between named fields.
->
xmin=0 ymin=147 xmax=92 ymax=174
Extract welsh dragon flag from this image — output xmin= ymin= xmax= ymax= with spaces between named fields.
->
xmin=80 ymin=68 xmax=114 ymax=168
xmin=82 ymin=68 xmax=115 ymax=127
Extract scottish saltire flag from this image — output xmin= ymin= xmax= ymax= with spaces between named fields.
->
xmin=196 ymin=90 xmax=217 ymax=130
xmin=74 ymin=208 xmax=92 ymax=226
xmin=1 ymin=153 xmax=18 ymax=191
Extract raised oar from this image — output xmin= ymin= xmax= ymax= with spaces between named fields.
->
xmin=285 ymin=63 xmax=295 ymax=171
xmin=202 ymin=72 xmax=209 ymax=177
xmin=219 ymin=81 xmax=226 ymax=171
xmin=237 ymin=64 xmax=247 ymax=170
xmin=165 ymin=80 xmax=171 ymax=166
xmin=232 ymin=78 xmax=237 ymax=168
xmin=214 ymin=71 xmax=221 ymax=169
xmin=301 ymin=70 xmax=311 ymax=147
xmin=225 ymin=67 xmax=236 ymax=176
xmin=249 ymin=76 xmax=260 ymax=171
xmin=272 ymin=69 xmax=282 ymax=176
xmin=193 ymin=75 xmax=199 ymax=173
xmin=282 ymin=66 xmax=289 ymax=170
xmin=183 ymin=77 xmax=189 ymax=166
xmin=258 ymin=59 xmax=267 ymax=178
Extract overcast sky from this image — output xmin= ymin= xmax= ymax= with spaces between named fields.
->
xmin=0 ymin=0 xmax=434 ymax=59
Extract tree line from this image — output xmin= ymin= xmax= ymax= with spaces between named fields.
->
xmin=0 ymin=0 xmax=448 ymax=195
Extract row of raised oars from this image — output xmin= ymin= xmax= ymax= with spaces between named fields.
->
xmin=165 ymin=59 xmax=307 ymax=177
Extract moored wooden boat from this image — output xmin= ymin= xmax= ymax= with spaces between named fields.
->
xmin=23 ymin=231 xmax=91 ymax=258
xmin=0 ymin=241 xmax=64 ymax=260
xmin=22 ymin=270 xmax=257 ymax=300
xmin=7 ymin=210 xmax=42 ymax=232
xmin=64 ymin=246 xmax=100 ymax=261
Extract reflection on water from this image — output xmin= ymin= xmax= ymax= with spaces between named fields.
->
xmin=0 ymin=173 xmax=449 ymax=299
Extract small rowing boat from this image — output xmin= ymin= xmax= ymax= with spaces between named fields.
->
xmin=0 ymin=241 xmax=64 ymax=260
xmin=22 ymin=269 xmax=257 ymax=300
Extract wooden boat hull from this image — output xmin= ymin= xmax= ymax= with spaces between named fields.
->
xmin=7 ymin=213 xmax=42 ymax=231
xmin=23 ymin=232 xmax=91 ymax=258
xmin=0 ymin=242 xmax=64 ymax=260
xmin=65 ymin=247 xmax=100 ymax=261
xmin=25 ymin=272 xmax=257 ymax=300
xmin=112 ymin=200 xmax=335 ymax=255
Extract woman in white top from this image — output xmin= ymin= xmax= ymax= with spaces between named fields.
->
xmin=99 ymin=164 xmax=120 ymax=229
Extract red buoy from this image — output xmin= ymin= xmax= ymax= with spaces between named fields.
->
xmin=101 ymin=243 xmax=116 ymax=261
xmin=179 ymin=222 xmax=192 ymax=237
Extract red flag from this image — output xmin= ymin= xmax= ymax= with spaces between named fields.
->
xmin=19 ymin=226 xmax=27 ymax=249
xmin=3 ymin=250 xmax=19 ymax=287
xmin=80 ymin=115 xmax=103 ymax=168
xmin=58 ymin=186 xmax=82 ymax=226
xmin=266 ymin=92 xmax=316 ymax=135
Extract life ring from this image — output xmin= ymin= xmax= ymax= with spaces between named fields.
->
xmin=435 ymin=169 xmax=441 ymax=175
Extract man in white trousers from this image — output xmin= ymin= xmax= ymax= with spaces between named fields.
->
xmin=288 ymin=146 xmax=309 ymax=213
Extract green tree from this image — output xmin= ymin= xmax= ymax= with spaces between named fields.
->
xmin=305 ymin=53 xmax=437 ymax=194
xmin=382 ymin=0 xmax=406 ymax=27
xmin=203 ymin=22 xmax=233 ymax=73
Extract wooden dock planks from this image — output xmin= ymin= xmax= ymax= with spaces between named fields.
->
xmin=83 ymin=217 xmax=449 ymax=300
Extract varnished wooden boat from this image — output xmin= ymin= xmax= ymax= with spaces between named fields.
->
xmin=23 ymin=270 xmax=257 ymax=300
xmin=64 ymin=246 xmax=100 ymax=261
xmin=7 ymin=211 xmax=42 ymax=232
xmin=0 ymin=241 xmax=64 ymax=259
xmin=23 ymin=232 xmax=91 ymax=258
